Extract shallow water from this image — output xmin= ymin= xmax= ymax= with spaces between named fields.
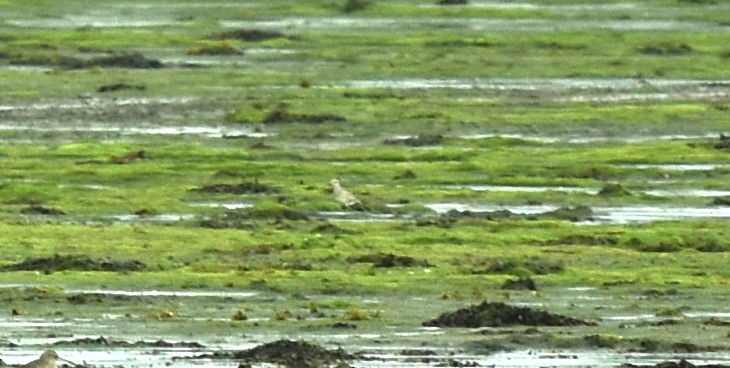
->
xmin=221 ymin=17 xmax=720 ymax=32
xmin=423 ymin=203 xmax=730 ymax=223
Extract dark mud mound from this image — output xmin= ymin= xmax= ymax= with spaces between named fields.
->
xmin=438 ymin=0 xmax=469 ymax=5
xmin=383 ymin=134 xmax=444 ymax=147
xmin=109 ymin=150 xmax=149 ymax=164
xmin=598 ymin=183 xmax=633 ymax=196
xmin=198 ymin=339 xmax=353 ymax=368
xmin=620 ymin=360 xmax=730 ymax=368
xmin=193 ymin=181 xmax=280 ymax=194
xmin=210 ymin=28 xmax=291 ymax=42
xmin=20 ymin=205 xmax=66 ymax=215
xmin=84 ymin=52 xmax=163 ymax=69
xmin=0 ymin=254 xmax=147 ymax=273
xmin=97 ymin=83 xmax=146 ymax=93
xmin=715 ymin=133 xmax=730 ymax=149
xmin=545 ymin=234 xmax=619 ymax=246
xmin=639 ymin=43 xmax=694 ymax=56
xmin=263 ymin=109 xmax=346 ymax=124
xmin=197 ymin=211 xmax=255 ymax=229
xmin=501 ymin=277 xmax=538 ymax=291
xmin=710 ymin=196 xmax=730 ymax=206
xmin=423 ymin=301 xmax=596 ymax=328
xmin=348 ymin=252 xmax=431 ymax=268
xmin=311 ymin=222 xmax=359 ymax=235
xmin=537 ymin=205 xmax=593 ymax=222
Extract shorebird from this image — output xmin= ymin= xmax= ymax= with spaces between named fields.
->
xmin=330 ymin=179 xmax=363 ymax=209
xmin=22 ymin=350 xmax=79 ymax=368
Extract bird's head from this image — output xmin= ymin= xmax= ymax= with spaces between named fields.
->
xmin=40 ymin=350 xmax=59 ymax=361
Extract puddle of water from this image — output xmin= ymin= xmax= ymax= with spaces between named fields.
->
xmin=425 ymin=203 xmax=557 ymax=214
xmin=0 ymin=124 xmax=270 ymax=139
xmin=421 ymin=2 xmax=640 ymax=11
xmin=187 ymin=202 xmax=253 ymax=210
xmin=643 ymin=189 xmax=730 ymax=197
xmin=344 ymin=78 xmax=730 ymax=91
xmin=624 ymin=163 xmax=730 ymax=171
xmin=460 ymin=133 xmax=722 ymax=144
xmin=65 ymin=289 xmax=258 ymax=298
xmin=424 ymin=203 xmax=730 ymax=224
xmin=448 ymin=185 xmax=599 ymax=194
xmin=591 ymin=206 xmax=730 ymax=224
xmin=220 ymin=18 xmax=716 ymax=32
xmin=448 ymin=184 xmax=730 ymax=198
xmin=0 ymin=97 xmax=197 ymax=112
xmin=5 ymin=15 xmax=180 ymax=28
xmin=562 ymin=90 xmax=729 ymax=103
xmin=111 ymin=214 xmax=195 ymax=222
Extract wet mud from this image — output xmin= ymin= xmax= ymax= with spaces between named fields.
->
xmin=423 ymin=301 xmax=597 ymax=327
xmin=0 ymin=255 xmax=146 ymax=273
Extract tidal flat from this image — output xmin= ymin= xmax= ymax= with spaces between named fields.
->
xmin=0 ymin=0 xmax=729 ymax=367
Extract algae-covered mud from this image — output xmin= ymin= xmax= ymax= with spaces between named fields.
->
xmin=0 ymin=0 xmax=729 ymax=367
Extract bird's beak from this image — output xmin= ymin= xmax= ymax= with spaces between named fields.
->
xmin=58 ymin=357 xmax=82 ymax=367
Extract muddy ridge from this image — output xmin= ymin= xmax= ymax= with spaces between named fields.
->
xmin=0 ymin=254 xmax=147 ymax=273
xmin=423 ymin=301 xmax=597 ymax=327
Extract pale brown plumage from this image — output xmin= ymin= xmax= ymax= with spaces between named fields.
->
xmin=330 ymin=179 xmax=362 ymax=209
xmin=22 ymin=350 xmax=78 ymax=368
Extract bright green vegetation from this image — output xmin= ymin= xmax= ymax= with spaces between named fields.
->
xmin=0 ymin=0 xmax=729 ymax=356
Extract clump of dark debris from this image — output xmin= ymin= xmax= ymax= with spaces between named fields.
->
xmin=423 ymin=301 xmax=597 ymax=328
